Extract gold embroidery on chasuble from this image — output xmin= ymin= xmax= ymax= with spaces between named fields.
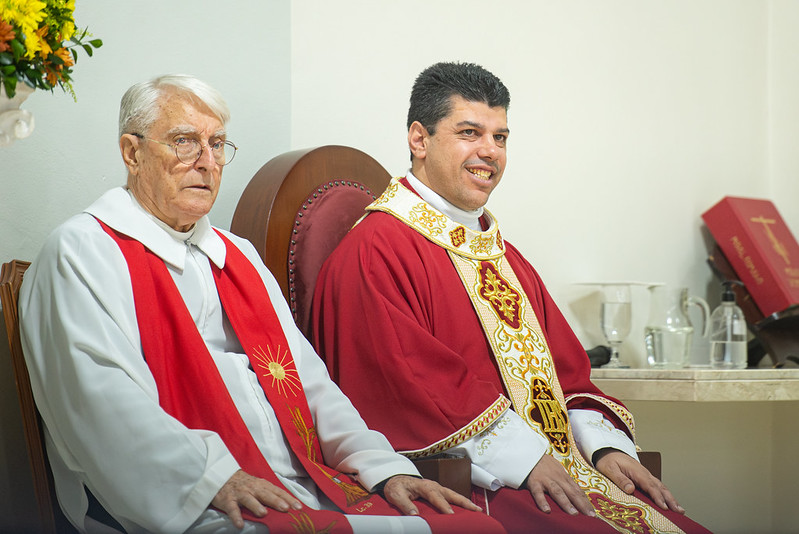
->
xmin=527 ymin=378 xmax=569 ymax=454
xmin=450 ymin=226 xmax=467 ymax=248
xmin=365 ymin=178 xmax=685 ymax=533
xmin=470 ymin=234 xmax=495 ymax=255
xmin=478 ymin=261 xmax=521 ymax=329
xmin=409 ymin=203 xmax=447 ymax=237
xmin=592 ymin=495 xmax=655 ymax=534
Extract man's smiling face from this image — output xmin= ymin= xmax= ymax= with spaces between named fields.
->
xmin=409 ymin=95 xmax=509 ymax=211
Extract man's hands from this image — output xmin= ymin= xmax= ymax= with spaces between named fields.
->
xmin=382 ymin=475 xmax=482 ymax=516
xmin=525 ymin=454 xmax=596 ymax=517
xmin=213 ymin=471 xmax=482 ymax=528
xmin=212 ymin=470 xmax=303 ymax=529
xmin=525 ymin=450 xmax=687 ymax=517
xmin=594 ymin=449 xmax=685 ymax=514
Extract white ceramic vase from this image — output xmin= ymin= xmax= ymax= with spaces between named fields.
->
xmin=0 ymin=83 xmax=35 ymax=147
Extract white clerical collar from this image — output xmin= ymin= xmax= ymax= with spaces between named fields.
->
xmin=405 ymin=171 xmax=485 ymax=232
xmin=84 ymin=187 xmax=226 ymax=271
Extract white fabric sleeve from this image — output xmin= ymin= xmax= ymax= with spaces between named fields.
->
xmin=568 ymin=409 xmax=639 ymax=464
xmin=19 ymin=218 xmax=239 ymax=534
xmin=442 ymin=408 xmax=547 ymax=490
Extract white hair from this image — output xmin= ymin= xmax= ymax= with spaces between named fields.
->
xmin=118 ymin=74 xmax=230 ymax=138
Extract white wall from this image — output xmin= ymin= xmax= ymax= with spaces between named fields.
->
xmin=290 ymin=0 xmax=791 ymax=368
xmin=0 ymin=0 xmax=292 ymax=263
xmin=0 ymin=2 xmax=291 ymax=530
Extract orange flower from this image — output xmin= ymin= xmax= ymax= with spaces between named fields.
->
xmin=53 ymin=47 xmax=73 ymax=68
xmin=35 ymin=24 xmax=52 ymax=58
xmin=45 ymin=68 xmax=58 ymax=86
xmin=0 ymin=19 xmax=15 ymax=53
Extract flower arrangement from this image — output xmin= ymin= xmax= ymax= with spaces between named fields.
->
xmin=0 ymin=0 xmax=102 ymax=99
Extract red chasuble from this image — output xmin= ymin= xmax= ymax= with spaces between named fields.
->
xmin=98 ymin=220 xmax=504 ymax=534
xmin=311 ymin=184 xmax=711 ymax=534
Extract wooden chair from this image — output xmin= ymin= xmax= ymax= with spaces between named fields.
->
xmin=231 ymin=145 xmax=392 ymax=336
xmin=1 ymin=260 xmax=76 ymax=534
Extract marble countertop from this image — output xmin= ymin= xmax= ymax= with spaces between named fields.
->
xmin=590 ymin=367 xmax=799 ymax=402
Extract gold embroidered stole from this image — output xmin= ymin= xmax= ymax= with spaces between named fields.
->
xmin=367 ymin=177 xmax=685 ymax=534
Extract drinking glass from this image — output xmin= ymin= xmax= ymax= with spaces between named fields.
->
xmin=599 ymin=284 xmax=632 ymax=368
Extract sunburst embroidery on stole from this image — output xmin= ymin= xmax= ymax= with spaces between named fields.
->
xmin=450 ymin=226 xmax=467 ymax=248
xmin=527 ymin=378 xmax=570 ymax=454
xmin=591 ymin=494 xmax=654 ymax=534
xmin=252 ymin=345 xmax=302 ymax=397
xmin=478 ymin=261 xmax=521 ymax=329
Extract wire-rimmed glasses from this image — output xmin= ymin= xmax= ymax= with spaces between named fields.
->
xmin=133 ymin=133 xmax=237 ymax=166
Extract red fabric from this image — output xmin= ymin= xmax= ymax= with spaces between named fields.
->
xmin=100 ymin=222 xmax=504 ymax=534
xmin=311 ymin=211 xmax=711 ymax=534
xmin=312 ymin=209 xmax=625 ymax=451
xmin=101 ymin=222 xmax=352 ymax=533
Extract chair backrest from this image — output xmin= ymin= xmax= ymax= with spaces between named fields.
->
xmin=230 ymin=145 xmax=391 ymax=337
xmin=1 ymin=260 xmax=75 ymax=534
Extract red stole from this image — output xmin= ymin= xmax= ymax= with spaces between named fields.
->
xmin=98 ymin=221 xmax=503 ymax=534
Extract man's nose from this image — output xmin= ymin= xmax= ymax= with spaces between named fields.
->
xmin=195 ymin=143 xmax=217 ymax=168
xmin=477 ymin=135 xmax=499 ymax=160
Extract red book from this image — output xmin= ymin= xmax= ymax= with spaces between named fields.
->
xmin=702 ymin=196 xmax=799 ymax=317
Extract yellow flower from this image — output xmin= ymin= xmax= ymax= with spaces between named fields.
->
xmin=0 ymin=0 xmax=46 ymax=46
xmin=1 ymin=0 xmax=101 ymax=100
xmin=61 ymin=19 xmax=74 ymax=40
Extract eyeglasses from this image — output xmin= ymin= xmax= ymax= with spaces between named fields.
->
xmin=132 ymin=133 xmax=238 ymax=166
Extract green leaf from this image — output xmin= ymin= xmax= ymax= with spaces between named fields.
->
xmin=89 ymin=39 xmax=103 ymax=48
xmin=2 ymin=76 xmax=17 ymax=98
xmin=82 ymin=44 xmax=93 ymax=57
xmin=0 ymin=65 xmax=16 ymax=75
xmin=10 ymin=39 xmax=25 ymax=61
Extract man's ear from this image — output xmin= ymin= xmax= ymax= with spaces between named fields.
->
xmin=407 ymin=121 xmax=428 ymax=161
xmin=119 ymin=134 xmax=141 ymax=175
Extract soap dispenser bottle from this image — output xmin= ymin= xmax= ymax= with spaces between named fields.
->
xmin=709 ymin=281 xmax=747 ymax=369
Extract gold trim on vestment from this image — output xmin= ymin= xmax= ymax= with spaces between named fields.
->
xmin=369 ymin=178 xmax=685 ymax=534
xmin=367 ymin=178 xmax=505 ymax=260
xmin=399 ymin=396 xmax=512 ymax=459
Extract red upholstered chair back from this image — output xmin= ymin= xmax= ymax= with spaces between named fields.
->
xmin=230 ymin=145 xmax=391 ymax=337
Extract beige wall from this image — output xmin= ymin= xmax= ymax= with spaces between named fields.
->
xmin=2 ymin=1 xmax=798 ymax=531
xmin=290 ymin=0 xmax=788 ymax=369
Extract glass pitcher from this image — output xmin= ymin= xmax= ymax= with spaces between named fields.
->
xmin=644 ymin=286 xmax=710 ymax=368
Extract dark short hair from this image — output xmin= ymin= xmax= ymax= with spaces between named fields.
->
xmin=407 ymin=62 xmax=510 ymax=135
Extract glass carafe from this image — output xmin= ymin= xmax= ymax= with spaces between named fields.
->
xmin=644 ymin=286 xmax=710 ymax=368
